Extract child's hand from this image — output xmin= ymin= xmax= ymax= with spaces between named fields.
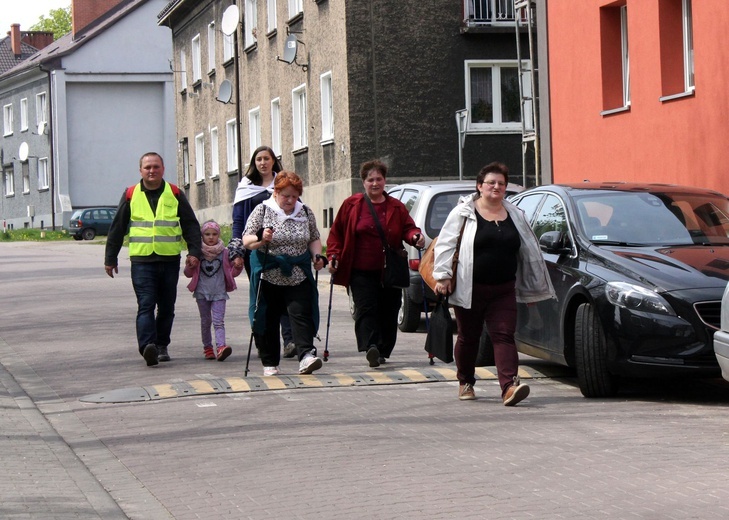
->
xmin=232 ymin=257 xmax=243 ymax=269
xmin=186 ymin=255 xmax=199 ymax=268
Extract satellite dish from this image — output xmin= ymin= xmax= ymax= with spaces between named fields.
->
xmin=217 ymin=79 xmax=233 ymax=104
xmin=37 ymin=121 xmax=46 ymax=135
xmin=18 ymin=142 xmax=29 ymax=162
xmin=281 ymin=34 xmax=298 ymax=64
xmin=221 ymin=5 xmax=240 ymax=36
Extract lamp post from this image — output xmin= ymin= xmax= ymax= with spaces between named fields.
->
xmin=221 ymin=5 xmax=243 ymax=180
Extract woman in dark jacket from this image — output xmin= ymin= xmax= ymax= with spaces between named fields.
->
xmin=327 ymin=160 xmax=424 ymax=367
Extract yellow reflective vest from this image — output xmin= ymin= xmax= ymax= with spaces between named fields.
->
xmin=128 ymin=183 xmax=182 ymax=257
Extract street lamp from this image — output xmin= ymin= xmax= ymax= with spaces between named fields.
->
xmin=221 ymin=5 xmax=243 ymax=180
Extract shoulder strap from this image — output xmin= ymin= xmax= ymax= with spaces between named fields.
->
xmin=126 ymin=182 xmax=180 ymax=200
xmin=364 ymin=196 xmax=389 ymax=249
xmin=125 ymin=185 xmax=136 ymax=201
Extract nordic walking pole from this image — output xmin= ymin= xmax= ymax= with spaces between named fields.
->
xmin=415 ymin=235 xmax=435 ymax=365
xmin=245 ymin=227 xmax=272 ymax=377
xmin=323 ymin=255 xmax=336 ymax=362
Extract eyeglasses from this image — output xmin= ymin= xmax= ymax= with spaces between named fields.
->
xmin=483 ymin=181 xmax=506 ymax=188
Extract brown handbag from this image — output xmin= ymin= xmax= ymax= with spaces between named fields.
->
xmin=418 ymin=218 xmax=466 ymax=293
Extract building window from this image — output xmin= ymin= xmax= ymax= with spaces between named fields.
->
xmin=223 ymin=32 xmax=234 ymax=62
xmin=267 ymin=0 xmax=277 ymax=33
xmin=179 ymin=50 xmax=188 ymax=91
xmin=180 ymin=138 xmax=190 ymax=185
xmin=195 ymin=133 xmax=205 ymax=182
xmin=320 ymin=72 xmax=334 ymax=142
xmin=22 ymin=162 xmax=30 ymax=193
xmin=245 ymin=0 xmax=258 ymax=48
xmin=249 ymin=107 xmax=261 ymax=157
xmin=192 ymin=34 xmax=202 ymax=83
xmin=38 ymin=158 xmax=49 ymax=189
xmin=210 ymin=127 xmax=220 ymax=178
xmin=207 ymin=22 xmax=216 ymax=73
xmin=271 ymin=98 xmax=281 ymax=154
xmin=3 ymin=104 xmax=13 ymax=136
xmin=20 ymin=98 xmax=28 ymax=132
xmin=226 ymin=118 xmax=238 ymax=173
xmin=465 ymin=60 xmax=528 ymax=132
xmin=659 ymin=0 xmax=694 ymax=100
xmin=4 ymin=168 xmax=14 ymax=196
xmin=36 ymin=92 xmax=47 ymax=125
xmin=292 ymin=84 xmax=307 ymax=149
xmin=288 ymin=0 xmax=303 ymax=18
xmin=600 ymin=4 xmax=630 ymax=113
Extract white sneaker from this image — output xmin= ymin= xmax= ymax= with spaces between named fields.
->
xmin=299 ymin=352 xmax=322 ymax=374
xmin=263 ymin=366 xmax=280 ymax=377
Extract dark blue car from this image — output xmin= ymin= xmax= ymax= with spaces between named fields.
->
xmin=509 ymin=182 xmax=729 ymax=397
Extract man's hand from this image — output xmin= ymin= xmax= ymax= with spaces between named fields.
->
xmin=186 ymin=255 xmax=199 ymax=268
xmin=105 ymin=265 xmax=118 ymax=278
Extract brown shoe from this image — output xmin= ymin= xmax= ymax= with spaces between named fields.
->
xmin=458 ymin=383 xmax=476 ymax=401
xmin=503 ymin=383 xmax=530 ymax=406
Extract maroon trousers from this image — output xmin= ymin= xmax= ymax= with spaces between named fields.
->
xmin=453 ymin=280 xmax=518 ymax=396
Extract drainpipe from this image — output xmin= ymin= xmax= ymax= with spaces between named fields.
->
xmin=39 ymin=62 xmax=56 ymax=230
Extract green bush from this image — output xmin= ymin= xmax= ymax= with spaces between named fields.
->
xmin=0 ymin=229 xmax=72 ymax=242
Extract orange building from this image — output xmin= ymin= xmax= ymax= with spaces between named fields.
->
xmin=540 ymin=0 xmax=729 ymax=195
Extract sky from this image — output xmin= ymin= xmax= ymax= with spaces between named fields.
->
xmin=1 ymin=0 xmax=71 ymax=32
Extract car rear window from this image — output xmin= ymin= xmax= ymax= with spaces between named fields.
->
xmin=426 ymin=191 xmax=472 ymax=237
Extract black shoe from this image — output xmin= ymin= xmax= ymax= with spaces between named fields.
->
xmin=378 ymin=357 xmax=386 ymax=364
xmin=143 ymin=344 xmax=159 ymax=366
xmin=157 ymin=345 xmax=170 ymax=362
xmin=366 ymin=346 xmax=380 ymax=368
xmin=283 ymin=342 xmax=297 ymax=358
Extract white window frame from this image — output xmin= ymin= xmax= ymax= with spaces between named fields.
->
xmin=245 ymin=0 xmax=258 ymax=48
xmin=620 ymin=5 xmax=630 ymax=107
xmin=271 ymin=98 xmax=281 ymax=155
xmin=292 ymin=84 xmax=307 ymax=150
xmin=465 ymin=60 xmax=530 ymax=133
xmin=195 ymin=133 xmax=205 ymax=182
xmin=682 ymin=0 xmax=694 ymax=91
xmin=3 ymin=104 xmax=13 ymax=136
xmin=223 ymin=32 xmax=234 ymax=62
xmin=181 ymin=139 xmax=190 ymax=185
xmin=248 ymin=107 xmax=261 ymax=157
xmin=267 ymin=0 xmax=277 ymax=33
xmin=226 ymin=119 xmax=238 ymax=173
xmin=192 ymin=34 xmax=202 ymax=83
xmin=179 ymin=50 xmax=188 ymax=91
xmin=210 ymin=127 xmax=220 ymax=178
xmin=207 ymin=22 xmax=216 ymax=73
xmin=38 ymin=158 xmax=49 ymax=189
xmin=288 ymin=0 xmax=303 ymax=18
xmin=4 ymin=169 xmax=14 ymax=196
xmin=36 ymin=92 xmax=47 ymax=125
xmin=320 ymin=72 xmax=334 ymax=142
xmin=20 ymin=98 xmax=28 ymax=132
xmin=22 ymin=163 xmax=30 ymax=193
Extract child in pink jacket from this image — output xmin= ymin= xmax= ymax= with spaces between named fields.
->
xmin=184 ymin=220 xmax=243 ymax=360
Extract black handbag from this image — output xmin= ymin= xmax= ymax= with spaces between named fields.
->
xmin=365 ymin=197 xmax=410 ymax=289
xmin=424 ymin=297 xmax=454 ymax=363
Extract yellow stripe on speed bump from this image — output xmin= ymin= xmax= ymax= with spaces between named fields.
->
xmin=79 ymin=364 xmax=573 ymax=403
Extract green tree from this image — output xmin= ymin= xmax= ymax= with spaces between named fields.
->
xmin=30 ymin=6 xmax=72 ymax=40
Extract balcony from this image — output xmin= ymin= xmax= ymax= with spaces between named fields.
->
xmin=462 ymin=0 xmax=526 ymax=33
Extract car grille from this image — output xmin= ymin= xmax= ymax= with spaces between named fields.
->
xmin=694 ymin=301 xmax=721 ymax=331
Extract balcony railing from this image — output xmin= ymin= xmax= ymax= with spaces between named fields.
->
xmin=464 ymin=0 xmax=523 ymax=26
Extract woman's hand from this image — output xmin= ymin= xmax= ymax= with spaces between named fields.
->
xmin=412 ymin=233 xmax=425 ymax=249
xmin=435 ymin=279 xmax=452 ymax=296
xmin=313 ymin=254 xmax=327 ymax=272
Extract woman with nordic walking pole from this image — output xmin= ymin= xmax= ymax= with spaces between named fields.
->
xmin=243 ymin=171 xmax=326 ymax=376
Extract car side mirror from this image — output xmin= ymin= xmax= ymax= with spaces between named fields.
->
xmin=539 ymin=231 xmax=571 ymax=254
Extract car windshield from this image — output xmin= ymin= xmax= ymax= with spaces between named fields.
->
xmin=575 ymin=190 xmax=729 ymax=246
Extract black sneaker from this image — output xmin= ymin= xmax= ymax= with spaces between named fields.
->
xmin=366 ymin=346 xmax=380 ymax=368
xmin=143 ymin=344 xmax=159 ymax=366
xmin=283 ymin=342 xmax=297 ymax=358
xmin=157 ymin=345 xmax=170 ymax=362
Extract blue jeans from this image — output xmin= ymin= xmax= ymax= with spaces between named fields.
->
xmin=131 ymin=260 xmax=180 ymax=353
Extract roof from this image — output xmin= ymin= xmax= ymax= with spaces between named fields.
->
xmin=0 ymin=0 xmax=147 ymax=80
xmin=0 ymin=36 xmax=39 ymax=75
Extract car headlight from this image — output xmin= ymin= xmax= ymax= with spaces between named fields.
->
xmin=604 ymin=282 xmax=676 ymax=316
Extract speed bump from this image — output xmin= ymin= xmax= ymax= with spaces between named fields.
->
xmin=79 ymin=364 xmax=570 ymax=404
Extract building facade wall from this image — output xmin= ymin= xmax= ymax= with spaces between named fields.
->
xmin=546 ymin=0 xmax=729 ymax=195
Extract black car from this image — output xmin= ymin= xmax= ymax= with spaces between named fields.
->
xmin=508 ymin=182 xmax=729 ymax=397
xmin=66 ymin=207 xmax=117 ymax=240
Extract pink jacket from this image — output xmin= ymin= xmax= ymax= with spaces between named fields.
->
xmin=184 ymin=252 xmax=243 ymax=293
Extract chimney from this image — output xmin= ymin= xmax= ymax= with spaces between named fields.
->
xmin=21 ymin=31 xmax=55 ymax=51
xmin=71 ymin=0 xmax=125 ymax=37
xmin=10 ymin=24 xmax=21 ymax=57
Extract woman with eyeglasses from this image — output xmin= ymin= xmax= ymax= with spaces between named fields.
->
xmin=432 ymin=162 xmax=555 ymax=405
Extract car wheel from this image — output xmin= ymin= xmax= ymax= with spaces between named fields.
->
xmin=475 ymin=325 xmax=495 ymax=366
xmin=398 ymin=288 xmax=421 ymax=332
xmin=575 ymin=302 xmax=619 ymax=397
xmin=82 ymin=228 xmax=96 ymax=240
xmin=73 ymin=235 xmax=83 ymax=241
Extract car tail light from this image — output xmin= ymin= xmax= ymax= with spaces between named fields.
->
xmin=409 ymin=259 xmax=420 ymax=270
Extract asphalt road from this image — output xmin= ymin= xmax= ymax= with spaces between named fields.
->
xmin=2 ymin=240 xmax=729 ymax=519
